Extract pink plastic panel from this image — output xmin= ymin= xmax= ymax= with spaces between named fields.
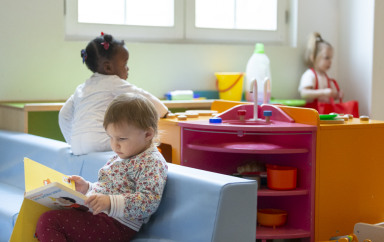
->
xmin=217 ymin=104 xmax=294 ymax=123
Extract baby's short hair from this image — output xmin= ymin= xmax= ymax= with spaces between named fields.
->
xmin=103 ymin=93 xmax=159 ymax=135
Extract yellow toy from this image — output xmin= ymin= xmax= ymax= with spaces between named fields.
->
xmin=321 ymin=221 xmax=384 ymax=242
xmin=353 ymin=222 xmax=384 ymax=242
xmin=321 ymin=233 xmax=371 ymax=242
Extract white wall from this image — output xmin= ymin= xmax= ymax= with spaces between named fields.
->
xmin=371 ymin=1 xmax=384 ymax=119
xmin=339 ymin=0 xmax=375 ymax=117
xmin=1 ymin=0 xmax=380 ymax=119
xmin=296 ymin=1 xmax=339 ymax=79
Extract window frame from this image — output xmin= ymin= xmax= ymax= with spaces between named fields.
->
xmin=186 ymin=0 xmax=288 ymax=44
xmin=65 ymin=0 xmax=184 ymax=41
xmin=65 ymin=0 xmax=291 ymax=45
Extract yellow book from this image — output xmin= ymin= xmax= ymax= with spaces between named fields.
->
xmin=10 ymin=158 xmax=89 ymax=241
xmin=10 ymin=199 xmax=50 ymax=242
xmin=23 ymin=157 xmax=88 ymax=209
xmin=24 ymin=157 xmax=75 ymax=192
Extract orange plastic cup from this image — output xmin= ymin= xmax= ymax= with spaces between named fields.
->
xmin=267 ymin=165 xmax=297 ymax=190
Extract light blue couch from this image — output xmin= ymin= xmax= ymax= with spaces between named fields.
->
xmin=0 ymin=130 xmax=257 ymax=242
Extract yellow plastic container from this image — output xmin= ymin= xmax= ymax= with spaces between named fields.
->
xmin=215 ymin=72 xmax=244 ymax=101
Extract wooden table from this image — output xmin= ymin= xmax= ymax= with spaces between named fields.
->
xmin=0 ymin=100 xmax=214 ymax=141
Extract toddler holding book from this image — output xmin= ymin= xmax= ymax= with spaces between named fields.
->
xmin=36 ymin=93 xmax=168 ymax=241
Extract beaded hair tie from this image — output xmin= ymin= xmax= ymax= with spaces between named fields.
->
xmin=100 ymin=32 xmax=110 ymax=50
xmin=80 ymin=49 xmax=87 ymax=64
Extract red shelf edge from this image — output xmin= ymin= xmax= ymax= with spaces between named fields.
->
xmin=187 ymin=143 xmax=308 ymax=154
xmin=256 ymin=227 xmax=311 ymax=239
xmin=258 ymin=188 xmax=309 ymax=197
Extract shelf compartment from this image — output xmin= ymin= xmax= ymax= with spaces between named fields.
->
xmin=258 ymin=188 xmax=309 ymax=197
xmin=187 ymin=142 xmax=309 ymax=154
xmin=256 ymin=226 xmax=311 ymax=239
xmin=180 ymin=122 xmax=316 ymax=242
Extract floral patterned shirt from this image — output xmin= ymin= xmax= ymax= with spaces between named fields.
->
xmin=87 ymin=144 xmax=168 ymax=231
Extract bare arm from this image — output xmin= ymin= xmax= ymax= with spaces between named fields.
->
xmin=300 ymin=87 xmax=340 ymax=102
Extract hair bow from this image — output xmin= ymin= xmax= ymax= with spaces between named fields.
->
xmin=100 ymin=32 xmax=110 ymax=50
xmin=81 ymin=49 xmax=87 ymax=64
xmin=101 ymin=41 xmax=110 ymax=50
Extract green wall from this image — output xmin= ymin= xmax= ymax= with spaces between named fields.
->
xmin=28 ymin=111 xmax=65 ymax=142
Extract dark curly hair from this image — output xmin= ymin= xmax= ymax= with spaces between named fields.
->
xmin=80 ymin=33 xmax=125 ymax=73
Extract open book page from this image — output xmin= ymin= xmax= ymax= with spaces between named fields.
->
xmin=11 ymin=158 xmax=91 ymax=241
xmin=25 ymin=182 xmax=88 ymax=211
xmin=23 ymin=157 xmax=88 ymax=211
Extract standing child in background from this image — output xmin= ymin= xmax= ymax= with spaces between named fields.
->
xmin=298 ymin=32 xmax=343 ymax=106
xmin=36 ymin=93 xmax=168 ymax=242
xmin=59 ymin=32 xmax=168 ymax=155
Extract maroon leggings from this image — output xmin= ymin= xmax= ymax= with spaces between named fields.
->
xmin=35 ymin=209 xmax=137 ymax=242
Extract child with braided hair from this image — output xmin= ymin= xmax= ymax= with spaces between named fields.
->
xmin=59 ymin=32 xmax=168 ymax=155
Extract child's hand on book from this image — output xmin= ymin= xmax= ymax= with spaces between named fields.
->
xmin=85 ymin=194 xmax=111 ymax=215
xmin=68 ymin=175 xmax=89 ymax=194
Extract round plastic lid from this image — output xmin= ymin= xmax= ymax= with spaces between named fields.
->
xmin=209 ymin=117 xmax=222 ymax=123
xmin=238 ymin=110 xmax=247 ymax=115
xmin=263 ymin=110 xmax=272 ymax=117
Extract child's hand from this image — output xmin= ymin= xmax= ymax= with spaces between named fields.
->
xmin=330 ymin=88 xmax=341 ymax=99
xmin=322 ymin=88 xmax=332 ymax=97
xmin=68 ymin=175 xmax=89 ymax=195
xmin=85 ymin=194 xmax=111 ymax=215
xmin=329 ymin=88 xmax=343 ymax=100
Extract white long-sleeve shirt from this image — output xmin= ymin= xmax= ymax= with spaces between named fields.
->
xmin=59 ymin=73 xmax=168 ymax=155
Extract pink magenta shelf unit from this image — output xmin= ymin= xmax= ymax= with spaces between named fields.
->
xmin=178 ymin=104 xmax=317 ymax=242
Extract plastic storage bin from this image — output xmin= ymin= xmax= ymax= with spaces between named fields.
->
xmin=267 ymin=165 xmax=297 ymax=190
